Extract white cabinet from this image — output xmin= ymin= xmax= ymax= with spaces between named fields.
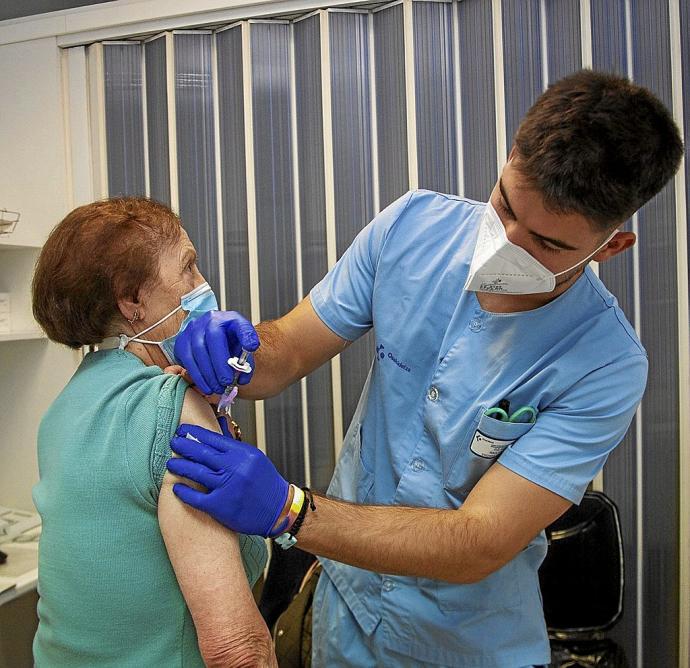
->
xmin=0 ymin=27 xmax=86 ymax=665
xmin=0 ymin=36 xmax=80 ymax=512
xmin=0 ymin=241 xmax=79 ymax=511
xmin=0 ymin=245 xmax=46 ymax=342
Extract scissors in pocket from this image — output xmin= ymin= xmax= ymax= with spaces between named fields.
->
xmin=484 ymin=404 xmax=537 ymax=424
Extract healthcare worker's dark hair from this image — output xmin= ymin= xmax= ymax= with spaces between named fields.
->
xmin=33 ymin=197 xmax=182 ymax=349
xmin=513 ymin=69 xmax=683 ymax=230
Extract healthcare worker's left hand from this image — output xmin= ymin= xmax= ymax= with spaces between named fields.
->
xmin=167 ymin=424 xmax=289 ymax=537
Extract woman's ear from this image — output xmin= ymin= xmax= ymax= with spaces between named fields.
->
xmin=117 ymin=295 xmax=144 ymax=326
xmin=594 ymin=231 xmax=636 ymax=263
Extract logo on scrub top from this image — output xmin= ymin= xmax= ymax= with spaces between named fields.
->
xmin=376 ymin=343 xmax=411 ymax=373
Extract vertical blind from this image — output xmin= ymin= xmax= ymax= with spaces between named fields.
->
xmin=90 ymin=1 xmax=689 ymax=664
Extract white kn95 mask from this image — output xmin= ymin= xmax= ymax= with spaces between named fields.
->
xmin=464 ymin=202 xmax=617 ymax=295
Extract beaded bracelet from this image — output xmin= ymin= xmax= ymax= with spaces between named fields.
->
xmin=286 ymin=487 xmax=316 ymax=539
xmin=274 ymin=487 xmax=317 ymax=549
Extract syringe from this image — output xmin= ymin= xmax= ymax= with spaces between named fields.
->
xmin=217 ymin=348 xmax=252 ymax=417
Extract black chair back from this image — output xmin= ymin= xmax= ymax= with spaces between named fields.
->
xmin=539 ymin=491 xmax=624 ymax=635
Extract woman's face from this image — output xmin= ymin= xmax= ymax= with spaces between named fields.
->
xmin=139 ymin=228 xmax=207 ymax=342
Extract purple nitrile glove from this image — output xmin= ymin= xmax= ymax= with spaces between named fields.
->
xmin=173 ymin=311 xmax=259 ymax=396
xmin=167 ymin=424 xmax=289 ymax=538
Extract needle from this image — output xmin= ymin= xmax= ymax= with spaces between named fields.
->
xmin=217 ymin=349 xmax=252 ymax=417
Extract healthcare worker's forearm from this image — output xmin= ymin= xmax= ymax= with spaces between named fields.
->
xmin=240 ymin=297 xmax=350 ymax=400
xmin=296 ymin=493 xmax=503 ymax=584
xmin=294 ymin=462 xmax=571 ymax=585
xmin=240 ymin=319 xmax=301 ymax=398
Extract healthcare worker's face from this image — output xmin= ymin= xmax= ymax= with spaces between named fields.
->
xmin=139 ymin=228 xmax=207 ymax=341
xmin=489 ymin=155 xmax=631 ymax=289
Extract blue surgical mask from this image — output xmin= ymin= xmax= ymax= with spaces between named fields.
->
xmin=119 ymin=282 xmax=218 ymax=365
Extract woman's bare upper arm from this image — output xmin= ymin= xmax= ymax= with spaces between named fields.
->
xmin=158 ymin=388 xmax=270 ymax=660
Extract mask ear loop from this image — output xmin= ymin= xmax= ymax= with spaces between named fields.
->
xmin=119 ymin=305 xmax=183 ymax=349
xmin=553 ymin=229 xmax=618 ymax=278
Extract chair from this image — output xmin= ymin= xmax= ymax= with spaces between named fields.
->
xmin=539 ymin=491 xmax=628 ymax=667
xmin=259 ymin=545 xmax=317 ymax=631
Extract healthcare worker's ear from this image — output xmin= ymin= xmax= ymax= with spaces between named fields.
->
xmin=592 ymin=230 xmax=636 ymax=264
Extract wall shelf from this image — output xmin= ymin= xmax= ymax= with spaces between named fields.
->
xmin=0 ymin=531 xmax=40 ymax=608
xmin=0 ymin=242 xmax=41 ymax=251
xmin=0 ymin=330 xmax=46 ymax=343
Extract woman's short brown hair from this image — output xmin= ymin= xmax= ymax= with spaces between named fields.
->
xmin=32 ymin=197 xmax=182 ymax=349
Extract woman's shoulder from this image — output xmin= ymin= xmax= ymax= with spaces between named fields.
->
xmin=123 ymin=367 xmax=190 ymax=505
xmin=75 ymin=349 xmax=185 ymax=403
xmin=73 ymin=350 xmax=192 ymax=504
xmin=40 ymin=350 xmax=177 ymax=444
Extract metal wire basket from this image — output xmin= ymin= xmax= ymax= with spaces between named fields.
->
xmin=0 ymin=209 xmax=20 ymax=237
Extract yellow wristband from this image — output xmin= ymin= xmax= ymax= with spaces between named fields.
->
xmin=284 ymin=486 xmax=305 ymax=531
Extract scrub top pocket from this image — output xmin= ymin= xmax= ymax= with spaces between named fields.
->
xmin=443 ymin=409 xmax=536 ymax=498
xmin=355 ymin=425 xmax=375 ymax=503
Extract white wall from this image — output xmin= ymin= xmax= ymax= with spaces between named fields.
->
xmin=0 ymin=38 xmax=70 ymax=247
xmin=0 ymin=36 xmax=80 ymax=511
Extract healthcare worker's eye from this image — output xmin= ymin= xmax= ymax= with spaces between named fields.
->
xmin=535 ymin=237 xmax=561 ymax=254
xmin=496 ymin=198 xmax=516 ymax=220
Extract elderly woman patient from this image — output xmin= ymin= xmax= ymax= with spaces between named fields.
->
xmin=31 ymin=198 xmax=275 ymax=667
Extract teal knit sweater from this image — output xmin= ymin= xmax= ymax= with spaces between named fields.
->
xmin=33 ymin=349 xmax=267 ymax=667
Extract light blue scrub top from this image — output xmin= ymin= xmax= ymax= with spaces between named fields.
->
xmin=309 ymin=190 xmax=647 ymax=667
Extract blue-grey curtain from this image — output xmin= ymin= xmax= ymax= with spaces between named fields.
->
xmin=294 ymin=14 xmax=335 ymax=490
xmin=103 ymin=42 xmax=145 ymax=196
xmin=95 ymin=4 xmax=689 ymax=661
xmin=144 ymin=35 xmax=171 ymax=205
xmin=216 ymin=25 xmax=257 ymax=447
xmin=250 ymin=22 xmax=306 ymax=484
xmin=373 ymin=3 xmax=408 ymax=208
xmin=174 ymin=32 xmax=220 ymax=297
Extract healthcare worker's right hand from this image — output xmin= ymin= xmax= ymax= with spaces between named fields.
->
xmin=173 ymin=311 xmax=260 ymax=396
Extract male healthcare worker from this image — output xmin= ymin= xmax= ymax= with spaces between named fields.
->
xmin=167 ymin=71 xmax=683 ymax=667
